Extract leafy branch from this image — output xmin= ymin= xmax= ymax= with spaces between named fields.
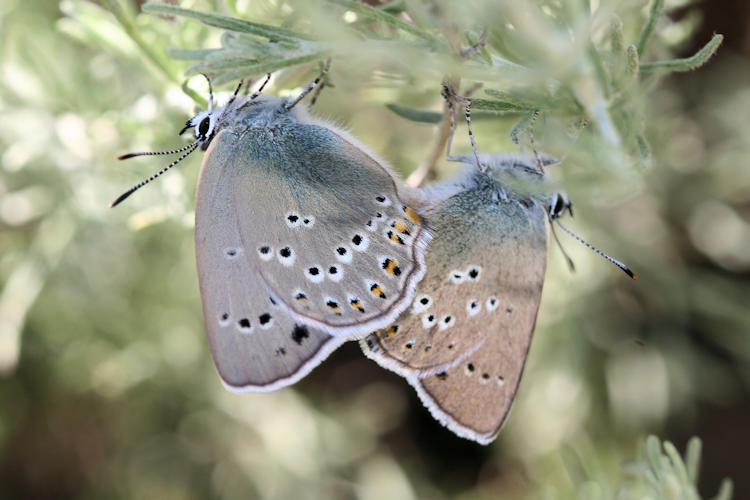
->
xmin=94 ymin=0 xmax=723 ymax=178
xmin=616 ymin=436 xmax=733 ymax=500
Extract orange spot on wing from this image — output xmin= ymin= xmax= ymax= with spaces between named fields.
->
xmin=326 ymin=300 xmax=341 ymax=313
xmin=384 ymin=259 xmax=400 ymax=275
xmin=393 ymin=222 xmax=410 ymax=234
xmin=403 ymin=206 xmax=420 ymax=223
xmin=370 ymin=284 xmax=386 ymax=299
xmin=388 ymin=231 xmax=405 ymax=245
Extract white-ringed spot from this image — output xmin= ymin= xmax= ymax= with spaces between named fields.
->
xmin=351 ymin=233 xmax=370 ymax=251
xmin=334 ymin=245 xmax=353 ymax=264
xmin=278 ymin=246 xmax=295 ymax=266
xmin=258 ymin=313 xmax=274 ymax=330
xmin=374 ymin=195 xmax=392 ymax=207
xmin=464 ymin=362 xmax=475 ymax=376
xmin=467 ymin=299 xmax=481 ymax=316
xmin=237 ymin=318 xmax=254 ymax=334
xmin=327 ymin=265 xmax=343 ymax=282
xmin=450 ymin=270 xmax=466 ymax=284
xmin=218 ymin=312 xmax=231 ymax=327
xmin=486 ymin=296 xmax=499 ymax=312
xmin=438 ymin=315 xmax=456 ymax=331
xmin=421 ymin=313 xmax=437 ymax=329
xmin=466 ymin=266 xmax=481 ymax=281
xmin=412 ymin=294 xmax=432 ymax=313
xmin=286 ymin=213 xmax=301 ymax=228
xmin=258 ymin=245 xmax=273 ymax=261
xmin=305 ymin=266 xmax=324 ymax=283
xmin=301 ymin=216 xmax=315 ymax=227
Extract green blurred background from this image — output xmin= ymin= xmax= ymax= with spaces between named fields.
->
xmin=1 ymin=0 xmax=749 ymax=498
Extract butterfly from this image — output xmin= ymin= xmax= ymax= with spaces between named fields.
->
xmin=362 ymin=153 xmax=636 ymax=443
xmin=112 ymin=67 xmax=432 ymax=391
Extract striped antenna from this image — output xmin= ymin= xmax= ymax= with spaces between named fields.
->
xmin=555 ymin=219 xmax=638 ymax=280
xmin=110 ymin=141 xmax=199 ymax=208
xmin=118 ymin=142 xmax=198 ymax=161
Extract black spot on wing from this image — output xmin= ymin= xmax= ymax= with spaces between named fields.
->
xmin=291 ymin=324 xmax=309 ymax=345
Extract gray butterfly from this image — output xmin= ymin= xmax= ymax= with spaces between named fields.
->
xmin=112 ymin=71 xmax=431 ymax=391
xmin=362 ymin=153 xmax=635 ymax=444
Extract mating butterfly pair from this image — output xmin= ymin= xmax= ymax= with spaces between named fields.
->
xmin=113 ymin=69 xmax=635 ymax=444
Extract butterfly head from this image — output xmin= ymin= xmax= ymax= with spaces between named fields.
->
xmin=547 ymin=191 xmax=573 ymax=220
xmin=180 ymin=109 xmax=219 ymax=146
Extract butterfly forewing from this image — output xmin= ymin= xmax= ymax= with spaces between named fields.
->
xmin=196 ymin=132 xmax=347 ymax=391
xmin=202 ymin=119 xmax=429 ymax=339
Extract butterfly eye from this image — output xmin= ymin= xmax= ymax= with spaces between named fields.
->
xmin=550 ymin=193 xmax=570 ymax=219
xmin=197 ymin=116 xmax=211 ymax=138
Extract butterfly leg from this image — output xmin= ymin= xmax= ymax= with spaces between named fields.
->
xmin=309 ymin=60 xmax=332 ymax=109
xmin=442 ymin=85 xmax=484 ymax=173
xmin=223 ymin=79 xmax=245 ymax=110
xmin=406 ymin=83 xmax=457 ymax=187
xmin=460 ymin=29 xmax=488 ymax=60
xmin=242 ymin=78 xmax=254 ymax=96
xmin=235 ymin=73 xmax=272 ymax=112
xmin=442 ymin=84 xmax=458 ymax=161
